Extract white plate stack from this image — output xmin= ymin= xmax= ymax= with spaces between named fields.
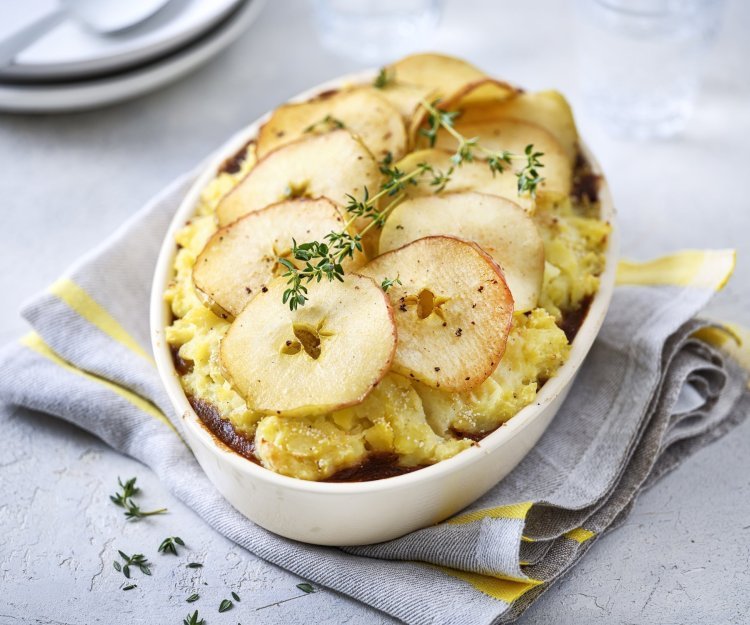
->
xmin=0 ymin=0 xmax=265 ymax=113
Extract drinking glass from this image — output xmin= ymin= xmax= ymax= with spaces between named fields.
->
xmin=576 ymin=0 xmax=725 ymax=139
xmin=312 ymin=0 xmax=443 ymax=64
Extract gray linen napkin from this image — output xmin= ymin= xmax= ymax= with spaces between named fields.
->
xmin=0 ymin=173 xmax=747 ymax=625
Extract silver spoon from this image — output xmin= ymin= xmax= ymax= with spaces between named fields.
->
xmin=0 ymin=0 xmax=173 ymax=68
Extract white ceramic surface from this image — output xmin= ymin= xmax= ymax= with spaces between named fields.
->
xmin=0 ymin=0 xmax=265 ymax=114
xmin=0 ymin=0 xmax=244 ymax=80
xmin=150 ymin=72 xmax=618 ymax=546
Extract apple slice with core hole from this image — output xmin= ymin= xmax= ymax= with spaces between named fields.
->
xmin=257 ymin=88 xmax=407 ymax=161
xmin=221 ymin=275 xmax=397 ymax=417
xmin=358 ymin=235 xmax=513 ymax=391
xmin=194 ymin=198 xmax=361 ymax=318
xmin=216 ymin=129 xmax=381 ymax=227
xmin=395 ymin=149 xmax=535 ymax=213
xmin=379 ymin=192 xmax=544 ymax=312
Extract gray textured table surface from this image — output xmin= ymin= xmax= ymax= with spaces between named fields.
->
xmin=1 ymin=1 xmax=749 ymax=624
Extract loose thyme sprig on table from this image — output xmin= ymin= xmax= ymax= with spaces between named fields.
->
xmin=110 ymin=476 xmax=168 ymax=521
xmin=279 ymin=89 xmax=545 ymax=310
xmin=157 ymin=536 xmax=185 ymax=555
xmin=113 ymin=550 xmax=152 ymax=578
xmin=183 ymin=610 xmax=205 ymax=625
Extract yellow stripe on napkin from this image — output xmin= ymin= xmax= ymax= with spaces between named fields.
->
xmin=434 ymin=565 xmax=542 ymax=603
xmin=49 ymin=278 xmax=152 ymax=362
xmin=565 ymin=527 xmax=596 ymax=544
xmin=616 ymin=249 xmax=735 ymax=291
xmin=693 ymin=321 xmax=750 ymax=376
xmin=446 ymin=502 xmax=533 ymax=526
xmin=20 ymin=332 xmax=176 ymax=434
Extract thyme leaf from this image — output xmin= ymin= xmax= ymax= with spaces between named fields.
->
xmin=218 ymin=598 xmax=234 ymax=613
xmin=373 ymin=67 xmax=394 ymax=89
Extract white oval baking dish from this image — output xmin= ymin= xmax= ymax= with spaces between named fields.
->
xmin=150 ymin=70 xmax=618 ymax=546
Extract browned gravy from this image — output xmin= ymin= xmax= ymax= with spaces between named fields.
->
xmin=170 ymin=345 xmax=192 ymax=375
xmin=175 ymin=148 xmax=602 ymax=481
xmin=560 ymin=295 xmax=593 ymax=343
xmin=218 ymin=139 xmax=254 ymax=175
xmin=326 ymin=454 xmax=426 ymax=482
xmin=572 ymin=151 xmax=601 ymax=205
xmin=189 ymin=396 xmax=258 ymax=462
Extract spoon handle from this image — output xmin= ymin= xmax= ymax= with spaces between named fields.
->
xmin=0 ymin=7 xmax=67 ymax=69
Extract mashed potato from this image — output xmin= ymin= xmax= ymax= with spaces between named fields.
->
xmin=164 ymin=142 xmax=610 ymax=481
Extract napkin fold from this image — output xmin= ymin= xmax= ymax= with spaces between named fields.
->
xmin=1 ymin=173 xmax=747 ymax=625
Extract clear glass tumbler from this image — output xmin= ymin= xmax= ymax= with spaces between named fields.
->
xmin=312 ymin=0 xmax=443 ymax=64
xmin=576 ymin=0 xmax=725 ymax=139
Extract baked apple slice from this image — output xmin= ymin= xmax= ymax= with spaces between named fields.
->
xmin=379 ymin=192 xmax=544 ymax=312
xmin=396 ymin=149 xmax=534 ymax=213
xmin=257 ymin=88 xmax=407 ymax=161
xmin=358 ymin=236 xmax=513 ymax=391
xmin=216 ymin=129 xmax=381 ymax=227
xmin=221 ymin=274 xmax=396 ymax=417
xmin=446 ymin=90 xmax=579 ymax=162
xmin=426 ymin=118 xmax=572 ymax=196
xmin=365 ymin=82 xmax=436 ymax=122
xmin=386 ymin=53 xmax=487 ymax=97
xmin=194 ymin=198 xmax=361 ymax=318
xmin=407 ymin=77 xmax=518 ymax=146
xmin=439 ymin=77 xmax=519 ymax=110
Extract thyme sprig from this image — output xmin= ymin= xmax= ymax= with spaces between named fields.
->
xmin=183 ymin=610 xmax=205 ymax=625
xmin=517 ymin=144 xmax=545 ymax=198
xmin=418 ymin=98 xmax=545 ymax=195
xmin=109 ymin=477 xmax=167 ymax=521
xmin=278 ymin=93 xmax=545 ymax=310
xmin=158 ymin=536 xmax=185 ymax=556
xmin=280 ymin=162 xmax=447 ymax=310
xmin=114 ymin=551 xmax=152 ymax=578
xmin=381 ymin=276 xmax=402 ymax=292
xmin=109 ymin=477 xmax=139 ymax=506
